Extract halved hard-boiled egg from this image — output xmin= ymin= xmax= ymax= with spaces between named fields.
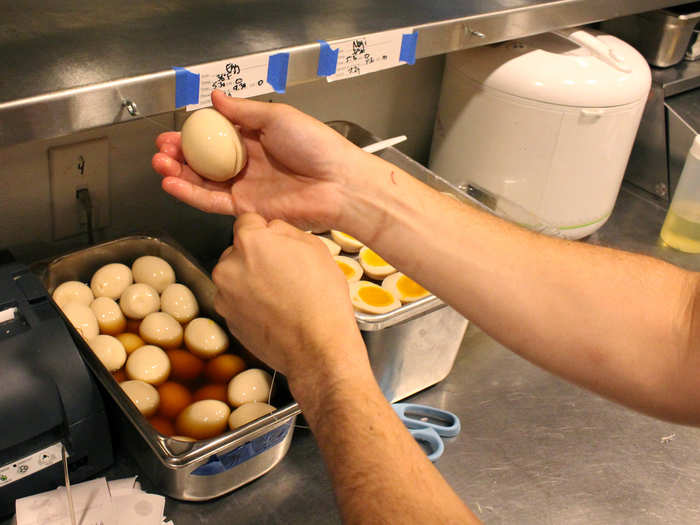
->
xmin=330 ymin=231 xmax=364 ymax=253
xmin=382 ymin=272 xmax=431 ymax=303
xmin=358 ymin=246 xmax=396 ymax=280
xmin=348 ymin=281 xmax=401 ymax=314
xmin=333 ymin=256 xmax=363 ymax=283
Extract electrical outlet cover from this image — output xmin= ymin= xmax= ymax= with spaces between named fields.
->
xmin=49 ymin=137 xmax=110 ymax=240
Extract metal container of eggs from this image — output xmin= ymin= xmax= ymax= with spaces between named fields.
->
xmin=326 ymin=121 xmax=471 ymax=402
xmin=34 ymin=236 xmax=300 ymax=501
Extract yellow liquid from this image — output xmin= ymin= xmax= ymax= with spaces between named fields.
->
xmin=660 ymin=202 xmax=700 ymax=253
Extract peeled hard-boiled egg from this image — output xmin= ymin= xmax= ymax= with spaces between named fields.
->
xmin=119 ymin=283 xmax=160 ymax=320
xmin=116 ymin=332 xmax=145 ymax=354
xmin=132 ymin=256 xmax=176 ymax=293
xmin=90 ymin=297 xmax=127 ymax=335
xmin=333 ymin=255 xmax=363 ymax=283
xmin=62 ymin=302 xmax=99 ymax=340
xmin=205 ymin=354 xmax=246 ymax=384
xmin=167 ymin=348 xmax=205 ymax=382
xmin=91 ymin=263 xmax=133 ymax=300
xmin=228 ymin=402 xmax=276 ymax=430
xmin=88 ymin=334 xmax=127 ymax=371
xmin=139 ymin=312 xmax=183 ymax=349
xmin=316 ymin=235 xmax=341 ymax=256
xmin=330 ymin=231 xmax=364 ymax=253
xmin=175 ymin=400 xmax=231 ymax=440
xmin=227 ymin=369 xmax=272 ymax=407
xmin=358 ymin=246 xmax=396 ymax=280
xmin=120 ymin=379 xmax=160 ymax=417
xmin=157 ymin=381 xmax=192 ymax=420
xmin=160 ymin=283 xmax=199 ymax=323
xmin=126 ymin=345 xmax=171 ymax=385
xmin=349 ymin=281 xmax=401 ymax=314
xmin=52 ymin=281 xmax=93 ymax=309
xmin=181 ymin=108 xmax=247 ymax=182
xmin=382 ymin=272 xmax=431 ymax=303
xmin=184 ymin=318 xmax=229 ymax=359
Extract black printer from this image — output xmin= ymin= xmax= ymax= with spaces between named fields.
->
xmin=0 ymin=259 xmax=112 ymax=516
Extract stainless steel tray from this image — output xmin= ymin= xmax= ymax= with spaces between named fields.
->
xmin=34 ymin=236 xmax=300 ymax=501
xmin=327 ymin=121 xmax=470 ymax=401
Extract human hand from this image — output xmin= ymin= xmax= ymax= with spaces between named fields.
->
xmin=212 ymin=213 xmax=368 ymax=387
xmin=152 ymin=91 xmax=367 ymax=232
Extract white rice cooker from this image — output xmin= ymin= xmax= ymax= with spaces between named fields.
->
xmin=429 ymin=28 xmax=651 ymax=239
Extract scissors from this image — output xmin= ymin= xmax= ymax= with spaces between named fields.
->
xmin=392 ymin=403 xmax=461 ymax=462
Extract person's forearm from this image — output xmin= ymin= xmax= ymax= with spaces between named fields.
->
xmin=337 ymin=152 xmax=700 ymax=424
xmin=289 ymin=337 xmax=479 ymax=525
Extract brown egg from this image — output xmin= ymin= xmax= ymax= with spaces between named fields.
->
xmin=157 ymin=381 xmax=192 ymax=420
xmin=125 ymin=319 xmax=141 ymax=333
xmin=205 ymin=354 xmax=246 ymax=384
xmin=192 ymin=383 xmax=228 ymax=403
xmin=112 ymin=369 xmax=127 ymax=382
xmin=175 ymin=400 xmax=230 ymax=440
xmin=116 ymin=332 xmax=145 ymax=354
xmin=149 ymin=416 xmax=175 ymax=436
xmin=167 ymin=349 xmax=205 ymax=382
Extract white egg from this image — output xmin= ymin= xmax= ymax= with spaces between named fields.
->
xmin=316 ymin=235 xmax=341 ymax=256
xmin=175 ymin=400 xmax=230 ymax=440
xmin=228 ymin=402 xmax=276 ymax=430
xmin=90 ymin=297 xmax=127 ymax=335
xmin=88 ymin=334 xmax=127 ymax=371
xmin=90 ymin=263 xmax=133 ymax=299
xmin=358 ymin=246 xmax=396 ymax=280
xmin=61 ymin=302 xmax=99 ymax=340
xmin=330 ymin=230 xmax=364 ymax=253
xmin=333 ymin=255 xmax=363 ymax=282
xmin=119 ymin=283 xmax=160 ymax=320
xmin=349 ymin=281 xmax=401 ymax=314
xmin=120 ymin=380 xmax=160 ymax=417
xmin=139 ymin=312 xmax=183 ymax=349
xmin=125 ymin=345 xmax=171 ymax=385
xmin=52 ymin=281 xmax=93 ymax=308
xmin=227 ymin=369 xmax=272 ymax=407
xmin=382 ymin=272 xmax=431 ymax=303
xmin=160 ymin=283 xmax=199 ymax=323
xmin=131 ymin=256 xmax=176 ymax=293
xmin=181 ymin=108 xmax=247 ymax=182
xmin=184 ymin=318 xmax=229 ymax=359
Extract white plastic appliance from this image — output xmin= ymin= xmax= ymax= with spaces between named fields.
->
xmin=429 ymin=28 xmax=651 ymax=239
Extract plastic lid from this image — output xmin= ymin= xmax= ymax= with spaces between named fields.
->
xmin=690 ymin=135 xmax=700 ymax=159
xmin=447 ymin=28 xmax=651 ymax=107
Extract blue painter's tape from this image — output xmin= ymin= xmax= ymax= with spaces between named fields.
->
xmin=317 ymin=40 xmax=339 ymax=76
xmin=267 ymin=53 xmax=290 ymax=93
xmin=173 ymin=67 xmax=200 ymax=107
xmin=399 ymin=32 xmax=418 ymax=65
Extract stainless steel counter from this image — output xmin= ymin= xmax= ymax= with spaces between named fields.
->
xmin=30 ymin=184 xmax=689 ymax=524
xmin=0 ymin=0 xmax=692 ymax=147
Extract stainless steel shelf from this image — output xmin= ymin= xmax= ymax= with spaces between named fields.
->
xmin=0 ymin=0 xmax=692 ymax=148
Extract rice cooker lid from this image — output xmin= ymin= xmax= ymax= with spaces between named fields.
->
xmin=450 ymin=28 xmax=651 ymax=107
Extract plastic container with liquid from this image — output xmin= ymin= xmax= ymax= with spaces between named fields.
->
xmin=660 ymin=135 xmax=700 ymax=252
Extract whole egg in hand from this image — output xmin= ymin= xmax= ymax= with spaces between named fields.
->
xmin=181 ymin=108 xmax=247 ymax=182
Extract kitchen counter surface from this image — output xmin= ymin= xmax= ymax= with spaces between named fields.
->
xmin=91 ymin=183 xmax=700 ymax=524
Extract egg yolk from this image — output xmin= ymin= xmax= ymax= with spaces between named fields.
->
xmin=336 ymin=261 xmax=355 ymax=278
xmin=397 ymin=275 xmax=427 ymax=297
xmin=338 ymin=232 xmax=358 ymax=242
xmin=361 ymin=249 xmax=389 ymax=267
xmin=358 ymin=285 xmax=395 ymax=307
